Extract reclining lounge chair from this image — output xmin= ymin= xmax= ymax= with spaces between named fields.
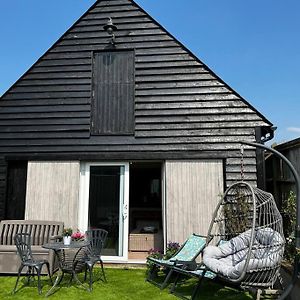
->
xmin=146 ymin=233 xmax=207 ymax=289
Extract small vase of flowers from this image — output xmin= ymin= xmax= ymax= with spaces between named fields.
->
xmin=71 ymin=231 xmax=85 ymax=242
xmin=62 ymin=228 xmax=73 ymax=245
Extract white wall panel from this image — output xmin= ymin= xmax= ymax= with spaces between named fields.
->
xmin=165 ymin=160 xmax=223 ymax=244
xmin=25 ymin=161 xmax=80 ymax=229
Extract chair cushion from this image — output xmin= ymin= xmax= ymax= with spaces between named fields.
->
xmin=203 ymin=228 xmax=284 ymax=280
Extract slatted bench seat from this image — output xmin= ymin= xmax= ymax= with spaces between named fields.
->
xmin=0 ymin=220 xmax=64 ymax=274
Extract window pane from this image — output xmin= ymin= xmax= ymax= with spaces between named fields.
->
xmin=89 ymin=166 xmax=121 ymax=256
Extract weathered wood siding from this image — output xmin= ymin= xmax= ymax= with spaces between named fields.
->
xmin=165 ymin=160 xmax=224 ymax=244
xmin=266 ymin=139 xmax=300 ymax=209
xmin=0 ymin=158 xmax=7 ymax=220
xmin=0 ymin=0 xmax=271 ymax=215
xmin=280 ymin=148 xmax=300 ymax=182
xmin=25 ymin=161 xmax=80 ymax=229
xmin=5 ymin=161 xmax=27 ymax=220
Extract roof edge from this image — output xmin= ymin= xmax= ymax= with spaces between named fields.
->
xmin=0 ymin=0 xmax=100 ymax=99
xmin=274 ymin=137 xmax=300 ymax=151
xmin=130 ymin=0 xmax=273 ymax=127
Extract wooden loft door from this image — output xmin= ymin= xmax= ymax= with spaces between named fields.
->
xmin=91 ymin=51 xmax=135 ymax=135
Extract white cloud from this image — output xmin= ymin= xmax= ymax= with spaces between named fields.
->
xmin=287 ymin=127 xmax=300 ymax=133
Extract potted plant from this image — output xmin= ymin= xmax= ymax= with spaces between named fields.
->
xmin=62 ymin=228 xmax=73 ymax=245
xmin=71 ymin=231 xmax=85 ymax=242
xmin=146 ymin=248 xmax=162 ymax=275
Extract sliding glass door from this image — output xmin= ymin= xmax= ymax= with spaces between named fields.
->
xmin=79 ymin=163 xmax=129 ymax=261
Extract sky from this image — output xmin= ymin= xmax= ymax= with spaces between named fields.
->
xmin=0 ymin=0 xmax=299 ymax=144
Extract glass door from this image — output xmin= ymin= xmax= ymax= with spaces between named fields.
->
xmin=79 ymin=162 xmax=129 ymax=261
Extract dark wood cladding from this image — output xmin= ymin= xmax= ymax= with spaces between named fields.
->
xmin=0 ymin=158 xmax=7 ymax=220
xmin=91 ymin=51 xmax=134 ymax=135
xmin=0 ymin=0 xmax=271 ymax=189
xmin=5 ymin=161 xmax=27 ymax=220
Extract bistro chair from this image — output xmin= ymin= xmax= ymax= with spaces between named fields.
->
xmin=84 ymin=228 xmax=108 ymax=291
xmin=13 ymin=233 xmax=53 ymax=295
xmin=146 ymin=233 xmax=207 ymax=289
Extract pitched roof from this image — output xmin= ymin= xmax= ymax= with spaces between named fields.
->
xmin=0 ymin=0 xmax=272 ymax=128
xmin=274 ymin=137 xmax=300 ymax=151
xmin=0 ymin=0 xmax=274 ymax=154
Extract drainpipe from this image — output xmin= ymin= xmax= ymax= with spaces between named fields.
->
xmin=240 ymin=141 xmax=300 ymax=300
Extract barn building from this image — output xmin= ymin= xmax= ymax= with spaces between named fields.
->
xmin=0 ymin=0 xmax=273 ymax=262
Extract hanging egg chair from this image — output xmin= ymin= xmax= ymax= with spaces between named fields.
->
xmin=203 ymin=181 xmax=285 ymax=290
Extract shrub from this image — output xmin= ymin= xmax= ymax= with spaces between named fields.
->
xmin=146 ymin=241 xmax=180 ymax=272
xmin=282 ymin=191 xmax=297 ymax=262
xmin=146 ymin=248 xmax=163 ymax=271
xmin=164 ymin=241 xmax=180 ymax=260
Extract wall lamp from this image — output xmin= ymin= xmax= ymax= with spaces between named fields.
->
xmin=103 ymin=17 xmax=117 ymax=45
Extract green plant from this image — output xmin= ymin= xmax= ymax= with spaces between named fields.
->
xmin=224 ymin=190 xmax=251 ymax=239
xmin=146 ymin=248 xmax=163 ymax=271
xmin=62 ymin=228 xmax=73 ymax=237
xmin=282 ymin=191 xmax=297 ymax=262
xmin=164 ymin=241 xmax=180 ymax=260
xmin=146 ymin=241 xmax=180 ymax=274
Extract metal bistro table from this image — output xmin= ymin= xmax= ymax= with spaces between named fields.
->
xmin=43 ymin=241 xmax=90 ymax=296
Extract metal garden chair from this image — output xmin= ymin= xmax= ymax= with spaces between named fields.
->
xmin=84 ymin=228 xmax=108 ymax=291
xmin=146 ymin=233 xmax=207 ymax=289
xmin=13 ymin=233 xmax=53 ymax=295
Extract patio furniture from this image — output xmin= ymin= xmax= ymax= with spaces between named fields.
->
xmin=204 ymin=182 xmax=285 ymax=288
xmin=43 ymin=241 xmax=89 ymax=297
xmin=84 ymin=228 xmax=108 ymax=291
xmin=170 ymin=263 xmax=217 ymax=299
xmin=171 ymin=181 xmax=285 ymax=300
xmin=13 ymin=233 xmax=53 ymax=295
xmin=129 ymin=220 xmax=163 ymax=252
xmin=146 ymin=233 xmax=207 ymax=289
xmin=0 ymin=220 xmax=64 ymax=274
xmin=203 ymin=228 xmax=284 ymax=280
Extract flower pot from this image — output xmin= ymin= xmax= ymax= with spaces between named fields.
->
xmin=63 ymin=236 xmax=72 ymax=245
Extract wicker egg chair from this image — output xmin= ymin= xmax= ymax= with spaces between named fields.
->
xmin=204 ymin=181 xmax=285 ymax=290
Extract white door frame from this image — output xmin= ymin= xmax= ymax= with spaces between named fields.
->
xmin=79 ymin=162 xmax=129 ymax=262
xmin=161 ymin=162 xmax=167 ymax=254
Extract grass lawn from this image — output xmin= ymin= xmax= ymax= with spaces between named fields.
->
xmin=0 ymin=268 xmax=254 ymax=300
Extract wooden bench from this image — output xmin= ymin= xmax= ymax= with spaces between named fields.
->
xmin=0 ymin=220 xmax=64 ymax=274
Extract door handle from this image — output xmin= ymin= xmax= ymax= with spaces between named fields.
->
xmin=123 ymin=204 xmax=128 ymax=220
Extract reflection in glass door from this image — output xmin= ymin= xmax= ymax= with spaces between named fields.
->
xmin=79 ymin=163 xmax=129 ymax=261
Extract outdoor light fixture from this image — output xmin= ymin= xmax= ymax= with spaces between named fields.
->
xmin=103 ymin=17 xmax=117 ymax=45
